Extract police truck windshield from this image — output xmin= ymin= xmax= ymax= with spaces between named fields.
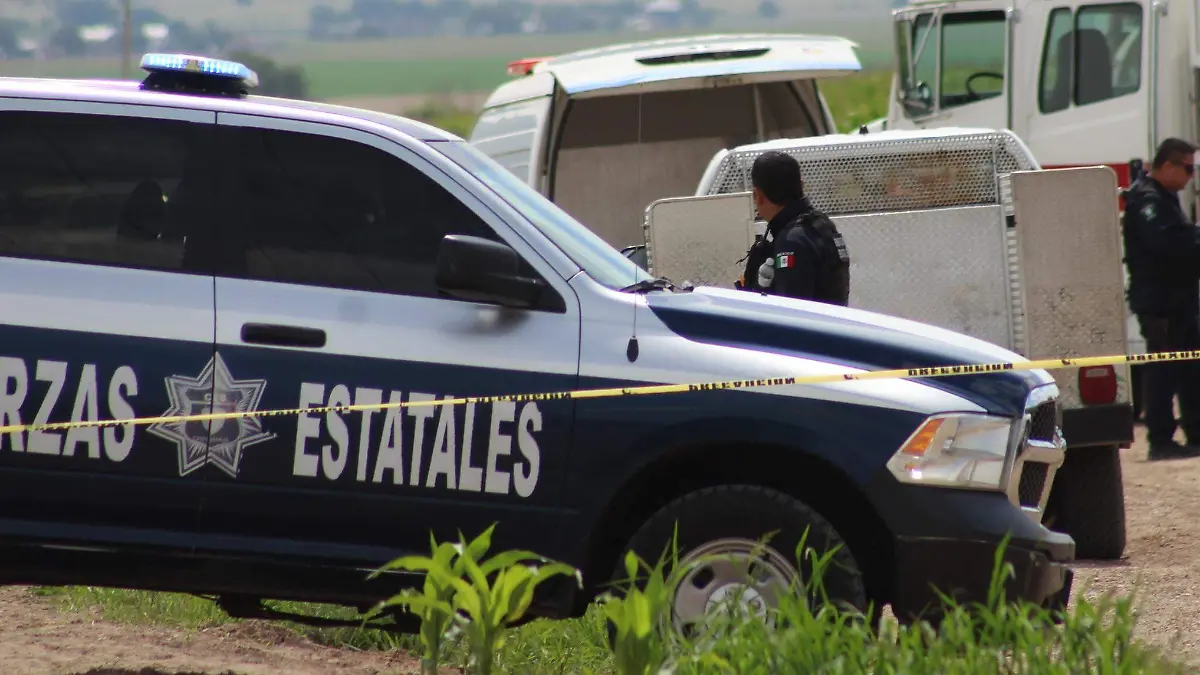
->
xmin=438 ymin=140 xmax=655 ymax=290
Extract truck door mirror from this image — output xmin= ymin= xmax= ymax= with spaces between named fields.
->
xmin=435 ymin=234 xmax=546 ymax=309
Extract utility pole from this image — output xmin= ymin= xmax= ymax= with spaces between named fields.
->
xmin=120 ymin=0 xmax=132 ymax=79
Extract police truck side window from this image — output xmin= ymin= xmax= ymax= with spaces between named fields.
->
xmin=228 ymin=128 xmax=500 ymax=298
xmin=937 ymin=11 xmax=1006 ymax=110
xmin=0 ymin=111 xmax=206 ymax=272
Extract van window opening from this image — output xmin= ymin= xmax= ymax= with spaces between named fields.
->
xmin=546 ymin=83 xmax=824 ymax=252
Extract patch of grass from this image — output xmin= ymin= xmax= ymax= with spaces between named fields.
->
xmin=821 ymin=70 xmax=894 ymax=131
xmin=0 ymin=24 xmax=897 ymax=96
xmin=404 ymin=97 xmax=482 ymax=137
xmin=302 ymin=57 xmax=516 ymax=99
xmin=401 ymin=70 xmax=897 ymax=137
xmin=34 ymin=528 xmax=1193 ymax=675
xmin=271 ymin=24 xmax=897 ymax=64
xmin=34 ymin=584 xmax=613 ymax=671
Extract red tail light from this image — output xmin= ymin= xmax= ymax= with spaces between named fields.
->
xmin=1079 ymin=365 xmax=1118 ymax=405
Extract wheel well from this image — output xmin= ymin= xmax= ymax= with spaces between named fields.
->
xmin=576 ymin=442 xmax=895 ymax=613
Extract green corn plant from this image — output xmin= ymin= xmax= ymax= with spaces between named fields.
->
xmin=367 ymin=527 xmax=493 ymax=675
xmin=598 ymin=526 xmax=743 ymax=675
xmin=430 ymin=534 xmax=581 ymax=675
xmin=600 ymin=548 xmax=677 ymax=675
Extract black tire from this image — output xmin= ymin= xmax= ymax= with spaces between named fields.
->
xmin=1043 ymin=445 xmax=1127 ymax=560
xmin=609 ymin=485 xmax=869 ymax=640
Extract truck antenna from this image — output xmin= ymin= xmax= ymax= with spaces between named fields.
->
xmin=627 ymin=88 xmax=644 ymax=363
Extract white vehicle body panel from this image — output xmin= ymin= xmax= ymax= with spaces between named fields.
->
xmin=1010 ymin=167 xmax=1130 ymax=408
xmin=673 ymin=128 xmax=1130 ymax=426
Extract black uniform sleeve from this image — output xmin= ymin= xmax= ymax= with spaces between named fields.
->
xmin=1131 ymin=192 xmax=1200 ymax=265
xmin=772 ymin=227 xmax=819 ymax=299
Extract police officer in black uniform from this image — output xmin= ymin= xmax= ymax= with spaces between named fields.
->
xmin=737 ymin=151 xmax=850 ymax=305
xmin=1124 ymin=138 xmax=1200 ymax=461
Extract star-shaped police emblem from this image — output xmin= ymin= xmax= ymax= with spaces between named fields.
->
xmin=147 ymin=353 xmax=275 ymax=478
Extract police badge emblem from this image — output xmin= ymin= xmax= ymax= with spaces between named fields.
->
xmin=148 ymin=353 xmax=275 ymax=478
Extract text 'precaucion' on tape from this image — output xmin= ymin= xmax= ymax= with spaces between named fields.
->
xmin=0 ymin=349 xmax=1195 ymax=435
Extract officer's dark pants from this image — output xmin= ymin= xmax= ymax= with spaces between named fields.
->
xmin=1137 ymin=313 xmax=1200 ymax=447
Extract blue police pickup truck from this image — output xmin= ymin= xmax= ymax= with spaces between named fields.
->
xmin=0 ymin=54 xmax=1073 ymax=632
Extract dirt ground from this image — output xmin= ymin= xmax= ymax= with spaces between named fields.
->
xmin=1069 ymin=426 xmax=1200 ymax=667
xmin=0 ymin=428 xmax=1196 ymax=675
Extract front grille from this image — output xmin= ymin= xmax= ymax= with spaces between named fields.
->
xmin=1028 ymin=401 xmax=1057 ymax=442
xmin=1018 ymin=462 xmax=1049 ymax=508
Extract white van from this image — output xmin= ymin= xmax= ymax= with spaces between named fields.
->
xmin=468 ymin=34 xmax=863 ymax=251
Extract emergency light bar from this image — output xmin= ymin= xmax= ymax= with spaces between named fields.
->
xmin=139 ymin=53 xmax=260 ymax=97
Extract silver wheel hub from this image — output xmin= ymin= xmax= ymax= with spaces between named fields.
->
xmin=672 ymin=538 xmax=797 ymax=633
xmin=704 ymin=584 xmax=767 ymax=617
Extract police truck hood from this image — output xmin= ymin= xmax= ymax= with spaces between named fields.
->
xmin=645 ymin=286 xmax=1052 ymax=416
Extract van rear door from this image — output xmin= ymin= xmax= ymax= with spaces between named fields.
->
xmin=548 ymin=35 xmax=860 ymax=249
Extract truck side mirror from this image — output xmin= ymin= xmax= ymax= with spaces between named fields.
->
xmin=435 ymin=234 xmax=546 ymax=309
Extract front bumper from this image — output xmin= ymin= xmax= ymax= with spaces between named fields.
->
xmin=891 ymin=529 xmax=1075 ymax=624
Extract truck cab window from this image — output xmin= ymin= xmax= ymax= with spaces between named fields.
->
xmin=938 ymin=11 xmax=1007 ymax=110
xmin=1039 ymin=8 xmax=1075 ymax=114
xmin=1076 ymin=3 xmax=1142 ymax=104
xmin=1039 ymin=3 xmax=1143 ymax=114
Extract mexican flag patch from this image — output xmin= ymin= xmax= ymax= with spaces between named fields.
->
xmin=776 ymin=253 xmax=795 ymax=269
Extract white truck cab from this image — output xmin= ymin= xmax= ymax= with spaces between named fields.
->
xmin=654 ymin=126 xmax=1134 ymax=560
xmin=872 ymin=0 xmax=1173 ymax=195
xmin=871 ymin=0 xmax=1199 ymax=418
xmin=469 ymin=33 xmax=862 ymax=251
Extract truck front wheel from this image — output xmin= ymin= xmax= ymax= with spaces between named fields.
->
xmin=1043 ymin=445 xmax=1127 ymax=560
xmin=615 ymin=485 xmax=870 ymax=637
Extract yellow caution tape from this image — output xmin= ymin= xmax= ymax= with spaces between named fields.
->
xmin=0 ymin=349 xmax=1194 ymax=436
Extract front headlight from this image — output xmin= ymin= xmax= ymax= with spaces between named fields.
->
xmin=886 ymin=414 xmax=1017 ymax=491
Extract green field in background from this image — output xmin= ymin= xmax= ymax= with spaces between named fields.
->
xmin=0 ymin=1 xmax=890 ymax=34
xmin=0 ymin=28 xmax=902 ymax=130
xmin=0 ymin=22 xmax=898 ymax=85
